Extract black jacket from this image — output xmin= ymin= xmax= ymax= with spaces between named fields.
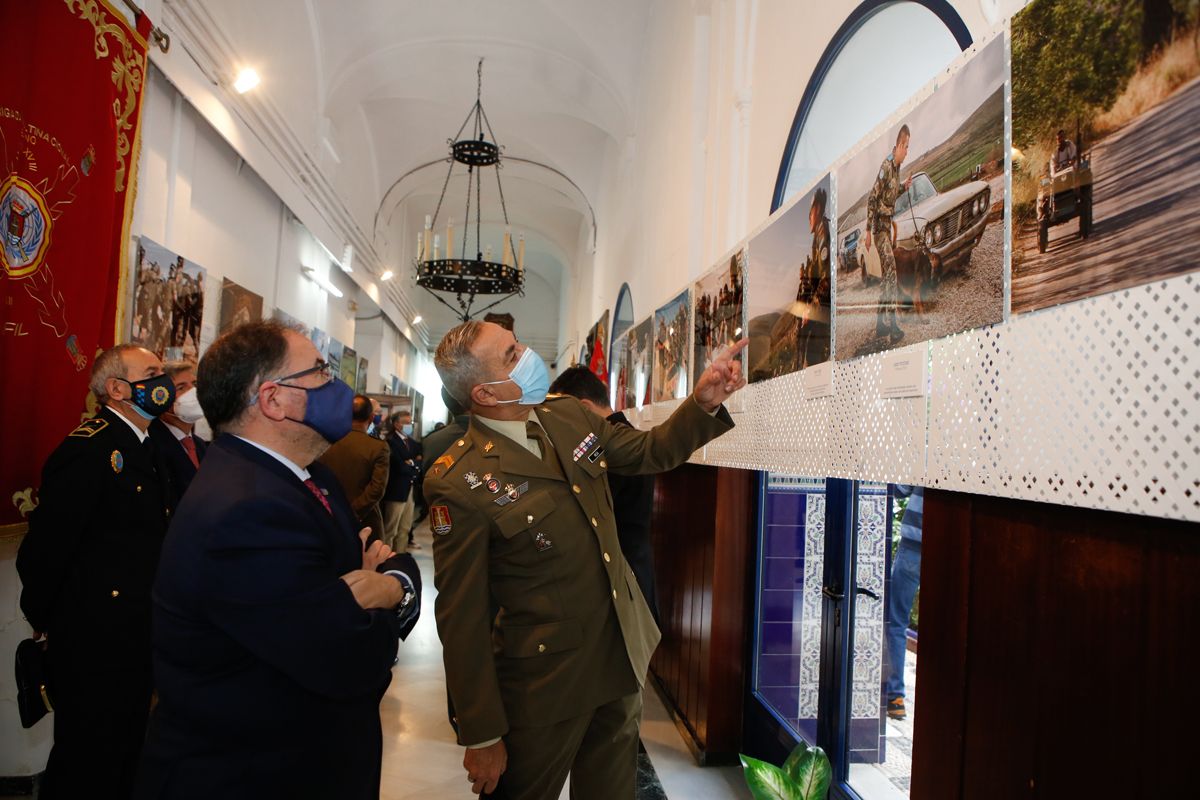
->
xmin=384 ymin=433 xmax=420 ymax=502
xmin=606 ymin=411 xmax=660 ymax=624
xmin=136 ymin=435 xmax=418 ymax=800
xmin=149 ymin=421 xmax=208 ymax=498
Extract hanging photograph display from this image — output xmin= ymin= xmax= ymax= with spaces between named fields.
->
xmin=629 ymin=317 xmax=654 ymax=409
xmin=746 ymin=177 xmax=832 ymax=382
xmin=131 ymin=237 xmax=206 ymax=361
xmin=693 ymin=248 xmax=747 ymax=388
xmin=340 ymin=346 xmax=359 ymax=387
xmin=582 ymin=310 xmax=610 ymax=386
xmin=835 ymin=37 xmax=1005 ymax=359
xmin=1011 ymin=0 xmax=1200 ymax=313
xmin=652 ymin=288 xmax=691 ymax=403
xmin=273 ymin=307 xmax=309 ymax=336
xmin=327 ymin=338 xmax=344 ymax=377
xmin=356 ymin=357 xmax=369 ymax=393
xmin=218 ymin=277 xmax=264 ymax=335
xmin=310 ymin=327 xmax=330 ymax=360
xmin=609 ymin=332 xmax=635 ymax=412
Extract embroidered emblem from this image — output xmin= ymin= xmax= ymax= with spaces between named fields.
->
xmin=494 ymin=481 xmax=529 ymax=507
xmin=110 ymin=450 xmax=123 ymax=473
xmin=150 ymin=385 xmax=171 ymax=408
xmin=534 ymin=532 xmax=554 ymax=552
xmin=587 ymin=446 xmax=606 ymax=464
xmin=464 ymin=471 xmax=482 ymax=489
xmin=572 ymin=432 xmax=598 ymax=462
xmin=431 ymin=505 xmax=453 ymax=536
xmin=69 ymin=417 xmax=109 ymax=438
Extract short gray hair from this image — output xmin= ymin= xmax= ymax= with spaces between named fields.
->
xmin=163 ymin=360 xmax=197 ymax=380
xmin=89 ymin=344 xmax=143 ymax=403
xmin=434 ymin=321 xmax=486 ymax=404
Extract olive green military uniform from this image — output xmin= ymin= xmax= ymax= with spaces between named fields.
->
xmin=425 ymin=394 xmax=733 ymax=800
xmin=867 ymin=153 xmax=904 ymax=334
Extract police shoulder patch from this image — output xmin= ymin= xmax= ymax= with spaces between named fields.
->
xmin=69 ymin=418 xmax=108 ymax=438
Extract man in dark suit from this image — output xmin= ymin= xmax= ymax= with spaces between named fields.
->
xmin=383 ymin=410 xmax=419 ymax=554
xmin=17 ymin=344 xmax=179 ymax=799
xmin=317 ymin=394 xmax=390 ymax=540
xmin=136 ymin=320 xmax=419 ymax=800
xmin=151 ymin=360 xmax=208 ymax=495
xmin=548 ymin=366 xmax=659 ymax=623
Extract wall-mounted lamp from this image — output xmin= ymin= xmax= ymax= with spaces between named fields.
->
xmin=302 ymin=265 xmax=343 ymax=298
xmin=233 ymin=68 xmax=260 ymax=94
xmin=379 ymin=269 xmax=394 ymax=282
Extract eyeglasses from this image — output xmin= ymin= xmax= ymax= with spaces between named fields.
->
xmin=273 ymin=360 xmax=334 ymax=385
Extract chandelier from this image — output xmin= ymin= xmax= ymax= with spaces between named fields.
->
xmin=415 ymin=59 xmax=525 ymax=322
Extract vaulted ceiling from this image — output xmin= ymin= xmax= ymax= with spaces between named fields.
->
xmin=164 ymin=0 xmax=655 ymax=356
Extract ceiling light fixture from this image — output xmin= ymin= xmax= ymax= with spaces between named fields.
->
xmin=412 ymin=315 xmax=423 ymax=326
xmin=301 ymin=265 xmax=343 ymax=298
xmin=233 ymin=67 xmax=261 ymax=94
xmin=379 ymin=269 xmax=394 ymax=281
xmin=416 ymin=59 xmax=525 ymax=322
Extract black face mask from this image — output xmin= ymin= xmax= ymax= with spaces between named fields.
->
xmin=119 ymin=374 xmax=176 ymax=419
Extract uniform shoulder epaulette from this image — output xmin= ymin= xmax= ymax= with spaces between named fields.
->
xmin=429 ymin=437 xmax=473 ymax=479
xmin=69 ymin=417 xmax=109 ymax=438
xmin=543 ymin=393 xmax=571 ymax=402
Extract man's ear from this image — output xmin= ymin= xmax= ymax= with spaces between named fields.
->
xmin=256 ymin=382 xmax=291 ymax=422
xmin=105 ymin=377 xmax=129 ymax=402
xmin=470 ymin=383 xmax=498 ymax=408
xmin=577 ymin=398 xmax=600 ymax=415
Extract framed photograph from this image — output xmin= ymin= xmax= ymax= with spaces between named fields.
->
xmin=132 ymin=237 xmax=206 ymax=360
xmin=218 ymin=278 xmax=264 ymax=335
xmin=652 ymin=289 xmax=691 ymax=403
xmin=693 ymin=248 xmax=747 ymax=388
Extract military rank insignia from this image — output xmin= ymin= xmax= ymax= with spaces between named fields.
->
xmin=431 ymin=505 xmax=453 ymax=536
xmin=110 ymin=450 xmax=124 ymax=473
xmin=494 ymin=481 xmax=529 ymax=507
xmin=70 ymin=418 xmax=108 ymax=438
xmin=431 ymin=454 xmax=455 ymax=476
xmin=572 ymin=432 xmax=598 ymax=462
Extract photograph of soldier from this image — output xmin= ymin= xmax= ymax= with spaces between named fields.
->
xmin=131 ymin=238 xmax=206 ymax=360
xmin=217 ymin=277 xmax=263 ymax=334
xmin=693 ymin=249 xmax=747 ymax=389
xmin=746 ymin=176 xmax=833 ymax=382
xmin=341 ymin=346 xmax=359 ymax=387
xmin=608 ymin=331 xmax=635 ymax=412
xmin=1011 ymin=0 xmax=1200 ymax=313
xmin=652 ymin=289 xmax=691 ymax=403
xmin=629 ymin=317 xmax=654 ymax=409
xmin=582 ymin=310 xmax=610 ymax=387
xmin=835 ymin=37 xmax=1005 ymax=360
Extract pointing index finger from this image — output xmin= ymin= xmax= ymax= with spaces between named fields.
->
xmin=716 ymin=338 xmax=749 ymax=362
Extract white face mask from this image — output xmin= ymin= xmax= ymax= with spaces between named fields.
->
xmin=174 ymin=387 xmax=206 ymax=423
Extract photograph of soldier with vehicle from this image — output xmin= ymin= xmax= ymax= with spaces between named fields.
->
xmin=746 ymin=176 xmax=833 ymax=382
xmin=1011 ymin=0 xmax=1200 ymax=313
xmin=835 ymin=37 xmax=1005 ymax=360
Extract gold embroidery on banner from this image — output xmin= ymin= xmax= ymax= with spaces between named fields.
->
xmin=63 ymin=0 xmax=147 ymax=193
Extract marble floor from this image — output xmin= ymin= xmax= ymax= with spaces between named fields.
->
xmin=379 ymin=518 xmax=750 ymax=800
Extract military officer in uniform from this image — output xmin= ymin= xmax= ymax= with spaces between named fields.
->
xmin=425 ymin=320 xmax=747 ymax=799
xmin=866 ymin=124 xmax=914 ymax=343
xmin=798 ymin=186 xmax=832 ymax=368
xmin=17 ymin=344 xmax=179 ymax=799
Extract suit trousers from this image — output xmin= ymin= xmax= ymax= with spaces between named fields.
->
xmin=382 ymin=497 xmax=414 ymax=552
xmin=483 ymin=690 xmax=642 ymax=800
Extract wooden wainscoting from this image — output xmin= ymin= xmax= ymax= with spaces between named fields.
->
xmin=648 ymin=463 xmax=756 ymax=765
xmin=913 ymin=489 xmax=1200 ymax=798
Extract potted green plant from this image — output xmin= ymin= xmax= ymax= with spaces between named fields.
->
xmin=740 ymin=740 xmax=832 ymax=800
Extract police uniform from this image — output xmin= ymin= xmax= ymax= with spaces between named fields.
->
xmin=425 ymin=394 xmax=733 ymax=800
xmin=17 ymin=404 xmax=178 ymax=799
xmin=868 ymin=152 xmax=904 ymax=336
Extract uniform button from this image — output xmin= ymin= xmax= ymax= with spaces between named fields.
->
xmin=537 ymin=644 xmax=546 ymax=653
xmin=572 ymin=485 xmax=581 ymax=494
xmin=136 ymin=485 xmax=143 ymax=493
xmin=612 ymin=589 xmax=618 ymax=599
xmin=457 ymin=439 xmax=465 ymax=447
xmin=603 ymin=552 xmax=611 ymax=563
xmin=111 ymin=590 xmax=120 ymax=598
xmin=591 ymin=517 xmax=598 ymax=527
xmin=599 ymin=460 xmax=607 ymax=469
xmin=526 ymin=514 xmax=534 ymax=524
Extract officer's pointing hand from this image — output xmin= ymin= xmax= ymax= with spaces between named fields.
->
xmin=693 ymin=337 xmax=749 ymax=412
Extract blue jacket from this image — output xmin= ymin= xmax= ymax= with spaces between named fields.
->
xmin=136 ymin=435 xmax=410 ymax=800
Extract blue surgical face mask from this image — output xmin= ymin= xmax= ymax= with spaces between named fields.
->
xmin=401 ymin=423 xmax=414 ymax=437
xmin=282 ymin=378 xmax=354 ymax=443
xmin=480 ymin=347 xmax=550 ymax=405
xmin=119 ymin=374 xmax=176 ymax=419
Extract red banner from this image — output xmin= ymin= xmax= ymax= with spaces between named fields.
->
xmin=0 ymin=0 xmax=151 ymax=532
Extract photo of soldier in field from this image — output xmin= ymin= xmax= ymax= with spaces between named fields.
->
xmin=1011 ymin=0 xmax=1200 ymax=313
xmin=693 ymin=249 xmax=746 ymax=390
xmin=132 ymin=238 xmax=206 ymax=360
xmin=835 ymin=37 xmax=1005 ymax=360
xmin=629 ymin=317 xmax=653 ymax=409
xmin=652 ymin=290 xmax=691 ymax=403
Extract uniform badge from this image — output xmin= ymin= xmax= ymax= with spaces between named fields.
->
xmin=484 ymin=441 xmax=494 ymax=453
xmin=485 ymin=476 xmax=501 ymax=493
xmin=70 ymin=417 xmax=109 ymax=438
xmin=110 ymin=450 xmax=123 ymax=473
xmin=587 ymin=446 xmax=606 ymax=464
xmin=464 ymin=471 xmax=482 ymax=489
xmin=572 ymin=432 xmax=598 ymax=462
xmin=431 ymin=505 xmax=453 ymax=536
xmin=494 ymin=481 xmax=529 ymax=507
xmin=534 ymin=532 xmax=554 ymax=552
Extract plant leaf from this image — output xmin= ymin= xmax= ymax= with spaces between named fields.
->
xmin=782 ymin=740 xmax=812 ymax=780
xmin=789 ymin=745 xmax=833 ymax=800
xmin=740 ymin=754 xmax=805 ymax=800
